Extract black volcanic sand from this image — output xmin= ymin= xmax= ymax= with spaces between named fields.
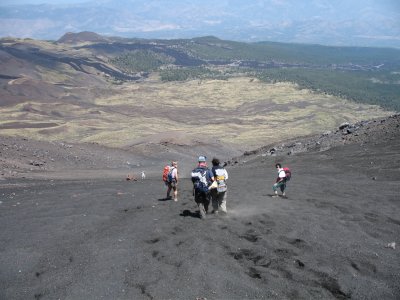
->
xmin=1 ymin=130 xmax=400 ymax=299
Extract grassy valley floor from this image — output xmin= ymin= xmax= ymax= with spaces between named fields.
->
xmin=0 ymin=77 xmax=393 ymax=152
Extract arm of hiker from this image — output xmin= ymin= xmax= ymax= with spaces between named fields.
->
xmin=209 ymin=170 xmax=215 ymax=182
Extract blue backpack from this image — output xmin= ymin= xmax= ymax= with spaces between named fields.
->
xmin=167 ymin=167 xmax=176 ymax=182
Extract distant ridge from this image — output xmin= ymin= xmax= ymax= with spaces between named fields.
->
xmin=1 ymin=34 xmax=399 ymax=111
xmin=57 ymin=31 xmax=109 ymax=44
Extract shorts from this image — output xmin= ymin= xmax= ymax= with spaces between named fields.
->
xmin=168 ymin=180 xmax=177 ymax=189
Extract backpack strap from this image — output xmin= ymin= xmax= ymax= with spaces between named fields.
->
xmin=168 ymin=167 xmax=176 ymax=180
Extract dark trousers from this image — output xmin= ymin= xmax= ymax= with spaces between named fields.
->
xmin=194 ymin=190 xmax=210 ymax=218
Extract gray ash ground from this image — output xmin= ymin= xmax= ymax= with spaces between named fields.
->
xmin=0 ymin=114 xmax=399 ymax=299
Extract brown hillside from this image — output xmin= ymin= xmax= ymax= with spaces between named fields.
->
xmin=57 ymin=31 xmax=110 ymax=44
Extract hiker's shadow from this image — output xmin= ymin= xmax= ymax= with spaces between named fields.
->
xmin=158 ymin=197 xmax=172 ymax=201
xmin=180 ymin=209 xmax=200 ymax=218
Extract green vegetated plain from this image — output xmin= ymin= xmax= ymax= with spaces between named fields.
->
xmin=104 ymin=36 xmax=400 ymax=111
xmin=0 ymin=35 xmax=399 ymax=150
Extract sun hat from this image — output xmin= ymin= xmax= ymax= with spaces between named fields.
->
xmin=198 ymin=155 xmax=206 ymax=162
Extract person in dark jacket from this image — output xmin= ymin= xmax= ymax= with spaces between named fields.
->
xmin=191 ymin=156 xmax=213 ymax=219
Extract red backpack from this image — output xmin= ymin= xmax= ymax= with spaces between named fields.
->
xmin=283 ymin=167 xmax=291 ymax=181
xmin=162 ymin=165 xmax=171 ymax=182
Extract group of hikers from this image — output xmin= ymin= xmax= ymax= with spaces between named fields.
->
xmin=163 ymin=156 xmax=229 ymax=219
xmin=163 ymin=156 xmax=290 ymax=219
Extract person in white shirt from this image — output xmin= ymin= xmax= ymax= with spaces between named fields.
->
xmin=166 ymin=161 xmax=179 ymax=201
xmin=210 ymin=157 xmax=229 ymax=214
xmin=272 ymin=163 xmax=287 ymax=197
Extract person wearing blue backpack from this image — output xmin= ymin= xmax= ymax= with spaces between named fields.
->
xmin=191 ymin=156 xmax=213 ymax=219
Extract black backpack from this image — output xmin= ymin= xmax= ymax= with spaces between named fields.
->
xmin=191 ymin=167 xmax=209 ymax=193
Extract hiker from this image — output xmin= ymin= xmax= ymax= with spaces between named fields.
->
xmin=166 ymin=161 xmax=179 ymax=201
xmin=141 ymin=170 xmax=146 ymax=180
xmin=272 ymin=163 xmax=287 ymax=197
xmin=191 ymin=156 xmax=213 ymax=219
xmin=209 ymin=157 xmax=229 ymax=214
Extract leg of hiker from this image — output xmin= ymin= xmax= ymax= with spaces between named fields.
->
xmin=173 ymin=184 xmax=178 ymax=201
xmin=219 ymin=191 xmax=227 ymax=213
xmin=195 ymin=191 xmax=207 ymax=218
xmin=272 ymin=182 xmax=279 ymax=196
xmin=204 ymin=193 xmax=211 ymax=214
xmin=210 ymin=189 xmax=219 ymax=213
xmin=280 ymin=182 xmax=286 ymax=197
xmin=166 ymin=183 xmax=172 ymax=199
xmin=167 ymin=180 xmax=177 ymax=201
xmin=198 ymin=202 xmax=206 ymax=219
xmin=272 ymin=182 xmax=284 ymax=197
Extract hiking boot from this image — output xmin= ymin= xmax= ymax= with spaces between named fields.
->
xmin=199 ymin=210 xmax=206 ymax=219
xmin=199 ymin=204 xmax=206 ymax=219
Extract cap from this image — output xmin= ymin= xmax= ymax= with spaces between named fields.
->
xmin=198 ymin=155 xmax=206 ymax=162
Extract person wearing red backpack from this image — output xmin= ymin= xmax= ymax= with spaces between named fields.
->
xmin=166 ymin=161 xmax=179 ymax=201
xmin=272 ymin=163 xmax=287 ymax=198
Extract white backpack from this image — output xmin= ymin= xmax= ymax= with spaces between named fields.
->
xmin=214 ymin=168 xmax=227 ymax=193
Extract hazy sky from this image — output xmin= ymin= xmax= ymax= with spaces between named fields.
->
xmin=1 ymin=0 xmax=398 ymax=8
xmin=1 ymin=0 xmax=399 ymax=47
xmin=1 ymin=0 xmax=88 ymax=3
xmin=2 ymin=0 xmax=398 ymax=22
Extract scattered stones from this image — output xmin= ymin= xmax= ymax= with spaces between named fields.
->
xmin=322 ymin=131 xmax=332 ymax=136
xmin=29 ymin=160 xmax=45 ymax=167
xmin=230 ymin=114 xmax=400 ymax=162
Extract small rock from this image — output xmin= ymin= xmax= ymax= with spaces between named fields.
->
xmin=339 ymin=122 xmax=350 ymax=130
xmin=347 ymin=128 xmax=355 ymax=134
xmin=385 ymin=242 xmax=396 ymax=249
xmin=126 ymin=174 xmax=137 ymax=181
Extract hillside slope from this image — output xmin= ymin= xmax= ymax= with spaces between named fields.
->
xmin=0 ymin=114 xmax=399 ymax=300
